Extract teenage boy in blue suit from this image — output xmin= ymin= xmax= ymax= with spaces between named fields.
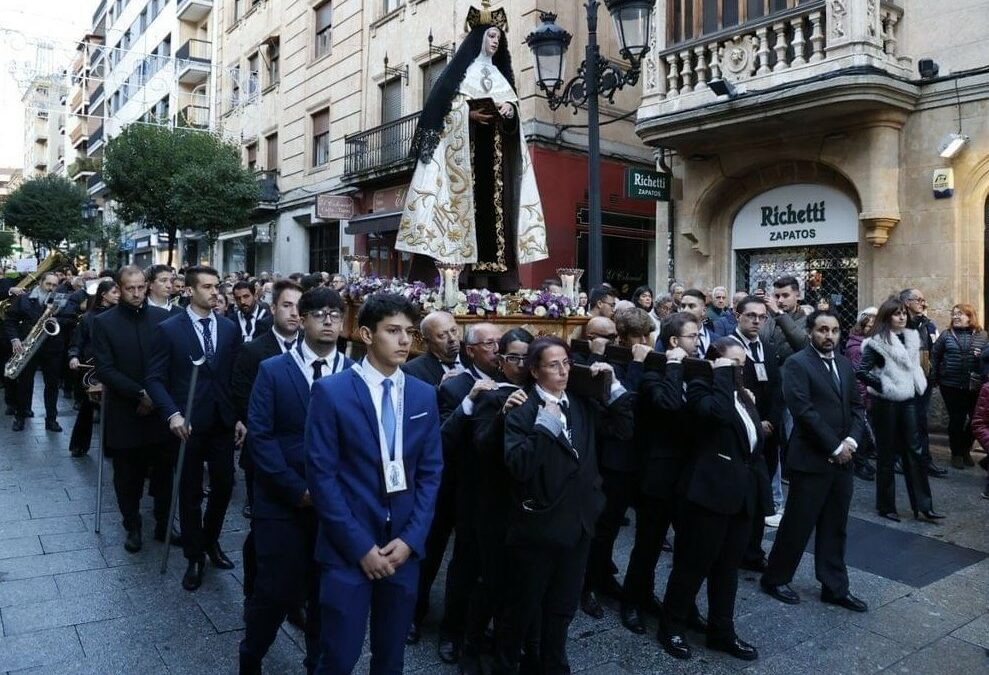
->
xmin=306 ymin=293 xmax=443 ymax=675
xmin=240 ymin=287 xmax=352 ymax=674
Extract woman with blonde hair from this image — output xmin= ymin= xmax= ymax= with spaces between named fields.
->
xmin=931 ymin=303 xmax=987 ymax=468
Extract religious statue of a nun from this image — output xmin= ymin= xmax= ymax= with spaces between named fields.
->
xmin=396 ymin=2 xmax=548 ymax=291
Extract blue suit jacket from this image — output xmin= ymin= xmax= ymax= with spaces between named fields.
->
xmin=248 ymin=351 xmax=354 ymax=519
xmin=305 ymin=367 xmax=443 ymax=568
xmin=145 ymin=310 xmax=240 ymax=432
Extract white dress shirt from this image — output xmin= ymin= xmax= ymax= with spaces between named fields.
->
xmin=237 ymin=304 xmax=265 ymax=341
xmin=359 ymin=359 xmax=403 ymax=430
xmin=812 ymin=347 xmax=859 ymax=457
xmin=293 ymin=340 xmax=344 ymax=388
xmin=734 ymin=392 xmax=759 ymax=453
xmin=186 ymin=306 xmax=217 ymax=356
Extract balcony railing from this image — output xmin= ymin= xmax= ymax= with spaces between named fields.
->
xmin=176 ymin=39 xmax=212 ymax=84
xmin=177 ymin=0 xmax=213 ymax=23
xmin=256 ymin=170 xmax=279 ymax=205
xmin=90 ymin=82 xmax=104 ymax=105
xmin=88 ymin=171 xmax=104 ymax=192
xmin=651 ymin=1 xmax=906 ymax=104
xmin=343 ymin=112 xmax=419 ymax=178
xmin=89 ymin=124 xmax=104 ymax=148
xmin=69 ymin=120 xmax=89 ymax=148
xmin=179 ymin=104 xmax=210 ymax=129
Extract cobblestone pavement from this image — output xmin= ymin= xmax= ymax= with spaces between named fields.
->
xmin=0 ymin=387 xmax=988 ymax=673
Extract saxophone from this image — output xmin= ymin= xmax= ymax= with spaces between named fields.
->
xmin=4 ymin=300 xmax=61 ymax=380
xmin=0 ymin=251 xmax=67 ymax=320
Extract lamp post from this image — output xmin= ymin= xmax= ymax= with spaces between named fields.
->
xmin=81 ymin=199 xmax=99 ymax=270
xmin=526 ymin=0 xmax=654 ymax=289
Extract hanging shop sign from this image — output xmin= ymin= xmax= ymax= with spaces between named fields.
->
xmin=732 ymin=184 xmax=859 ymax=250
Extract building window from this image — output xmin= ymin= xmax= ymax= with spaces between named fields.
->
xmin=312 ymin=109 xmax=329 ymax=167
xmin=247 ymin=53 xmax=260 ymax=97
xmin=309 ymin=221 xmax=340 ymax=276
xmin=231 ymin=65 xmax=241 ymax=108
xmin=383 ymin=0 xmax=404 ymax=13
xmin=266 ymin=38 xmax=280 ymax=86
xmin=234 ymin=0 xmax=243 ymax=21
xmin=266 ymin=132 xmax=278 ymax=170
xmin=314 ymin=2 xmax=332 ymax=59
xmin=421 ymin=59 xmax=446 ymax=107
xmin=246 ymin=142 xmax=257 ymax=172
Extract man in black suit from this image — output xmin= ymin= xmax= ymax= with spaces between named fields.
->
xmin=228 ymin=280 xmax=270 ymax=343
xmin=402 ymin=310 xmax=470 ymax=644
xmin=726 ymin=297 xmax=783 ymax=572
xmin=434 ymin=322 xmax=503 ymax=665
xmin=761 ymin=310 xmax=868 ymax=613
xmin=92 ymin=266 xmax=177 ymax=553
xmin=231 ymin=279 xmax=303 ymax=604
xmin=0 ymin=276 xmax=25 ymax=415
xmin=145 ymin=264 xmax=183 ymax=315
xmin=679 ymin=289 xmax=717 ymax=357
xmin=146 ymin=265 xmax=245 ymax=591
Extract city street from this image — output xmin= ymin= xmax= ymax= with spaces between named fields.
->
xmin=0 ymin=386 xmax=988 ymax=674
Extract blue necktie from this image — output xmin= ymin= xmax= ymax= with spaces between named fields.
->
xmin=381 ymin=378 xmax=397 ymax=460
xmin=199 ymin=318 xmax=215 ymax=360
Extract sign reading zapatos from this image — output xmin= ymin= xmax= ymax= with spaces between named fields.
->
xmin=732 ymin=184 xmax=859 ymax=250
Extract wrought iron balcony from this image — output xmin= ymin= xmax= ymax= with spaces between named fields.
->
xmin=343 ymin=112 xmax=419 ymax=181
xmin=178 ymin=104 xmax=210 ymax=129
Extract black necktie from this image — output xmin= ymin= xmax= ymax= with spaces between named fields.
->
xmin=824 ymin=358 xmax=840 ymax=388
xmin=284 ymin=339 xmax=296 ymax=352
xmin=312 ymin=359 xmax=327 ymax=381
xmin=244 ymin=313 xmax=253 ymax=337
xmin=750 ymin=341 xmax=762 ymax=363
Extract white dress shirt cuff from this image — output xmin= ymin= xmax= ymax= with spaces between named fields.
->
xmin=535 ymin=408 xmax=565 ymax=437
xmin=607 ymin=381 xmax=627 ymax=404
xmin=461 ymin=397 xmax=475 ymax=417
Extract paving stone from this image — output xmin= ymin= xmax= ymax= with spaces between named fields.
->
xmin=949 ymin=613 xmax=989 ymax=650
xmin=0 ymin=548 xmax=106 ymax=581
xmin=886 ymin=635 xmax=989 ymax=673
xmin=11 ymin=644 xmax=169 ymax=675
xmin=54 ymin=561 xmax=168 ymax=599
xmin=0 ymin=626 xmax=83 ymax=672
xmin=0 ymin=505 xmax=31 ymax=523
xmin=38 ymin=528 xmax=127 ymax=554
xmin=0 ymin=516 xmax=85 ymax=542
xmin=0 ymin=536 xmax=42 ymax=561
xmin=741 ymin=626 xmax=911 ymax=674
xmin=26 ymin=496 xmax=116 ymax=520
xmin=1 ymin=588 xmax=136 ymax=636
xmin=74 ymin=602 xmax=214 ymax=659
xmin=848 ymin=596 xmax=973 ymax=649
xmin=192 ymin=570 xmax=248 ymax=633
xmin=0 ymin=577 xmax=58 ymax=609
xmin=910 ymin=572 xmax=989 ymax=621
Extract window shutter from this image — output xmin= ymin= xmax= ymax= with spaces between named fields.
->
xmin=316 ymin=2 xmax=332 ymax=32
xmin=313 ymin=109 xmax=330 ymax=135
xmin=381 ymin=79 xmax=402 ymax=124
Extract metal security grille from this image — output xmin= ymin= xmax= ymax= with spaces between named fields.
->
xmin=735 ymin=244 xmax=859 ymax=328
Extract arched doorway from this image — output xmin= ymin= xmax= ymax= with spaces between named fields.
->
xmin=984 ymin=195 xmax=989 ymax=316
xmin=732 ymin=184 xmax=860 ymax=327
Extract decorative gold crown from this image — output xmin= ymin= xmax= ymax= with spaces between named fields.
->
xmin=465 ymin=0 xmax=509 ymax=33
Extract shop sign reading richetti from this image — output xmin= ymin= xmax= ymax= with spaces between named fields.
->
xmin=732 ymin=184 xmax=859 ymax=250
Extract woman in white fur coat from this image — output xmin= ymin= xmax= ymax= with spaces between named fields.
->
xmin=856 ymin=297 xmax=945 ymax=522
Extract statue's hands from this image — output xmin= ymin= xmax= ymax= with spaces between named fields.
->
xmin=498 ymin=102 xmax=514 ymax=119
xmin=469 ymin=110 xmax=495 ymax=125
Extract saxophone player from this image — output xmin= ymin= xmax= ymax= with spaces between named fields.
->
xmin=4 ymin=272 xmax=78 ymax=432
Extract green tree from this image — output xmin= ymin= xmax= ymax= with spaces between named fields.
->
xmin=0 ymin=174 xmax=88 ymax=254
xmin=0 ymin=230 xmax=15 ymax=260
xmin=103 ymin=124 xmax=260 ymax=265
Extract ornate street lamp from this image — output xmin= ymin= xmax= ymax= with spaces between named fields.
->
xmin=81 ymin=199 xmax=98 ymax=222
xmin=526 ymin=0 xmax=654 ymax=289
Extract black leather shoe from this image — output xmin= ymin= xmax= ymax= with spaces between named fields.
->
xmin=69 ymin=447 xmax=87 ymax=458
xmin=45 ymin=418 xmax=62 ymax=432
xmin=580 ymin=590 xmax=604 ymax=619
xmin=656 ymin=626 xmax=691 ymax=660
xmin=707 ymin=635 xmax=759 ymax=661
xmin=438 ymin=638 xmax=458 ymax=664
xmin=927 ymin=463 xmax=948 ymax=478
xmin=405 ymin=621 xmax=421 ymax=645
xmin=12 ymin=417 xmax=24 ymax=432
xmin=242 ymin=504 xmax=253 ymax=519
xmin=124 ymin=528 xmax=142 ymax=553
xmin=740 ymin=557 xmax=768 ymax=573
xmin=182 ymin=559 xmax=205 ymax=591
xmin=620 ymin=603 xmax=646 ymax=634
xmin=239 ymin=658 xmax=262 ymax=675
xmin=760 ymin=580 xmax=800 ymax=605
xmin=205 ymin=543 xmax=235 ymax=570
xmin=917 ymin=510 xmax=946 ymax=521
xmin=286 ymin=605 xmax=306 ymax=629
xmin=821 ymin=591 xmax=868 ymax=613
xmin=685 ymin=612 xmax=708 ymax=634
xmin=879 ymin=512 xmax=901 ymax=522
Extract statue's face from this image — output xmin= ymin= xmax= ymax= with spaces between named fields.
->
xmin=483 ymin=27 xmax=501 ymax=56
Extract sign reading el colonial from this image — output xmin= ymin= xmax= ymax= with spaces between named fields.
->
xmin=732 ymin=184 xmax=859 ymax=250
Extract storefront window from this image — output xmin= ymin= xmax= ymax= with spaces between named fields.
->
xmin=309 ymin=221 xmax=340 ymax=274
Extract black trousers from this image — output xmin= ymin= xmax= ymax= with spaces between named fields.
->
xmin=17 ymin=348 xmax=61 ymax=419
xmin=240 ymin=511 xmax=321 ymax=672
xmin=623 ymin=492 xmax=676 ymax=606
xmin=441 ymin=512 xmax=481 ymax=644
xmin=940 ymin=386 xmax=978 ymax=458
xmin=240 ymin=442 xmax=257 ymax=599
xmin=763 ymin=468 xmax=853 ymax=598
xmin=663 ymin=502 xmax=751 ymax=641
xmin=414 ymin=471 xmax=457 ymax=624
xmin=111 ymin=443 xmax=173 ymax=532
xmin=464 ymin=514 xmax=510 ymax=655
xmin=872 ymin=398 xmax=934 ymax=515
xmin=914 ymin=386 xmax=933 ymax=466
xmin=494 ymin=534 xmax=591 ymax=675
xmin=178 ymin=424 xmax=235 ymax=561
xmin=585 ymin=468 xmax=636 ymax=591
xmin=0 ymin=339 xmax=16 ymax=408
xmin=69 ymin=396 xmax=95 ymax=453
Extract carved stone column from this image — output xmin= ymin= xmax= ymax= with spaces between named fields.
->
xmin=826 ymin=0 xmax=885 ymax=62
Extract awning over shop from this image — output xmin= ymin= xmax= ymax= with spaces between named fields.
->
xmin=344 ymin=211 xmax=401 ymax=235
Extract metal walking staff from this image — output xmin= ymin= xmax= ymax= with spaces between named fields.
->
xmin=94 ymin=387 xmax=106 ymax=533
xmin=160 ymin=356 xmax=206 ymax=574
